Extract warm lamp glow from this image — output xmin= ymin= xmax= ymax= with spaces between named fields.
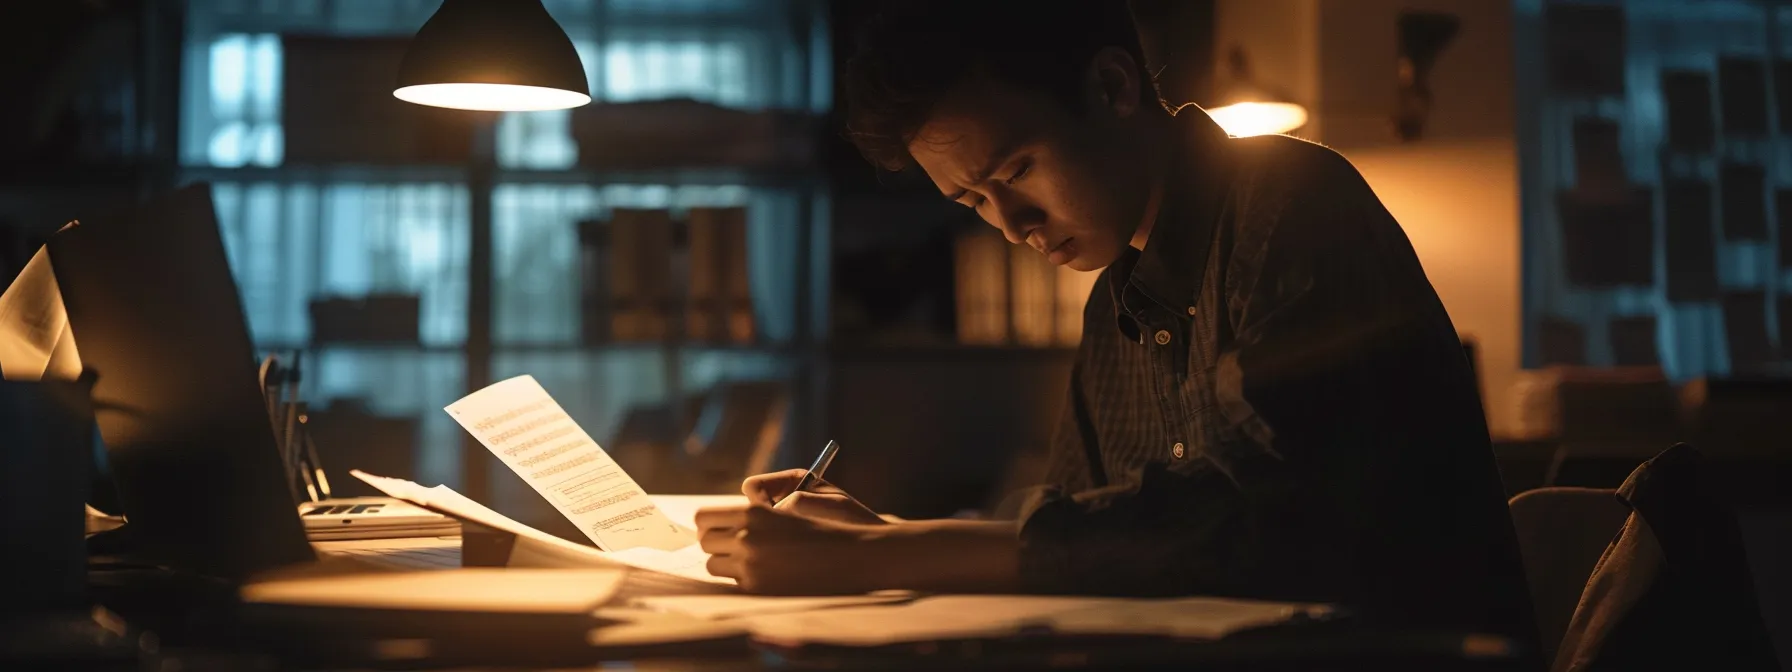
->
xmin=394 ymin=0 xmax=590 ymax=112
xmin=1206 ymin=101 xmax=1310 ymax=137
xmin=393 ymin=83 xmax=592 ymax=111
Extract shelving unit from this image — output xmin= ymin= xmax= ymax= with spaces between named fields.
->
xmin=175 ymin=0 xmax=835 ymax=508
xmin=201 ymin=155 xmax=831 ymax=504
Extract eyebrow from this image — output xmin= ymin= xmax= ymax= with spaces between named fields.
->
xmin=942 ymin=138 xmax=1028 ymax=203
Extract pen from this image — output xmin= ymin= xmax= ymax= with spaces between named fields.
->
xmin=778 ymin=440 xmax=840 ymax=507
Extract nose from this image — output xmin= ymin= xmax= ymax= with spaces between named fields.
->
xmin=988 ymin=198 xmax=1045 ymax=247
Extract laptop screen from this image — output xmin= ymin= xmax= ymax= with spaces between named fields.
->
xmin=49 ymin=183 xmax=315 ymax=579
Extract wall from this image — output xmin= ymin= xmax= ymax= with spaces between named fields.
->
xmin=1214 ymin=0 xmax=1524 ymax=436
xmin=1349 ymin=140 xmax=1523 ymax=436
xmin=1211 ymin=0 xmax=1320 ymax=117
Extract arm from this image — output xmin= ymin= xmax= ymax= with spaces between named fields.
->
xmin=1018 ymin=157 xmax=1419 ymax=599
xmin=694 ymin=505 xmax=1021 ymax=594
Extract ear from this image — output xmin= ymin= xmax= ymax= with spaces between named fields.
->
xmin=1086 ymin=46 xmax=1144 ymax=118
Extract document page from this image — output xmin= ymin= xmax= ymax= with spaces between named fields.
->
xmin=445 ymin=375 xmax=691 ymax=552
xmin=631 ymin=592 xmax=917 ymax=620
xmin=351 ymin=470 xmax=733 ymax=587
xmin=243 ymin=568 xmax=626 ymax=613
xmin=734 ymin=595 xmax=1332 ymax=646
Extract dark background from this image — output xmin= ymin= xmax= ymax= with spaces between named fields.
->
xmin=1 ymin=1 xmax=1789 ymax=660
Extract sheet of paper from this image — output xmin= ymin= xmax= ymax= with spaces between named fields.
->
xmin=0 ymin=244 xmax=82 ymax=382
xmin=631 ymin=591 xmax=917 ymax=621
xmin=1044 ymin=597 xmax=1333 ymax=639
xmin=445 ymin=375 xmax=691 ymax=552
xmin=736 ymin=596 xmax=1134 ymax=646
xmin=649 ymin=494 xmax=748 ymax=531
xmin=350 ymin=470 xmax=733 ymax=587
xmin=734 ymin=595 xmax=1327 ymax=646
xmin=242 ymin=568 xmax=624 ymax=613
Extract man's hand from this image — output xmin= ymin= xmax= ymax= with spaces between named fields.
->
xmin=742 ymin=469 xmax=889 ymax=526
xmin=695 ymin=504 xmax=894 ymax=594
xmin=695 ymin=504 xmax=1024 ymax=595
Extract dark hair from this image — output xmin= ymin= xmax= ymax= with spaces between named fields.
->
xmin=844 ymin=0 xmax=1159 ymax=172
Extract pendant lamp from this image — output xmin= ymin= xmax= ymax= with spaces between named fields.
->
xmin=394 ymin=0 xmax=591 ymax=111
xmin=1205 ymin=47 xmax=1308 ymax=138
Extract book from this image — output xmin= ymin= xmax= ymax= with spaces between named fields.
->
xmin=608 ymin=209 xmax=676 ymax=342
xmin=718 ymin=208 xmax=755 ymax=344
xmin=577 ymin=218 xmax=611 ymax=344
xmin=685 ymin=207 xmax=754 ymax=343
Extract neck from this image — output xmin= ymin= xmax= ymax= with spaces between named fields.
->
xmin=1129 ymin=112 xmax=1175 ymax=250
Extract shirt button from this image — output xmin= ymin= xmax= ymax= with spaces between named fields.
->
xmin=1186 ymin=306 xmax=1197 ymax=316
xmin=1172 ymin=442 xmax=1187 ymax=459
xmin=1154 ymin=330 xmax=1172 ymax=345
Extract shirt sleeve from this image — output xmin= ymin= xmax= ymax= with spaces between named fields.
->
xmin=1017 ymin=152 xmax=1424 ymax=598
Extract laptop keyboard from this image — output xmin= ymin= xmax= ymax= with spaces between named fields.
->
xmin=314 ymin=538 xmax=462 ymax=570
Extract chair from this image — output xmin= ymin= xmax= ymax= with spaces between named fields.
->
xmin=1549 ymin=444 xmax=1779 ymax=671
xmin=1507 ymin=487 xmax=1631 ymax=665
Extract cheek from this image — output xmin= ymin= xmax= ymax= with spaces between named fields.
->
xmin=1025 ymin=165 xmax=1101 ymax=223
xmin=1033 ymin=176 xmax=1117 ymax=235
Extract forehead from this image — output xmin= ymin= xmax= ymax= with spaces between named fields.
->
xmin=907 ymin=80 xmax=1063 ymax=187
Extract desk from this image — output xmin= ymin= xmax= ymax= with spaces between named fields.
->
xmin=55 ymin=564 xmax=1532 ymax=671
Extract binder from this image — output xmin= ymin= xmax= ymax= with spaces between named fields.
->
xmin=607 ymin=209 xmax=675 ymax=342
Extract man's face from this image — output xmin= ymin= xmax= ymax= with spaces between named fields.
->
xmin=908 ymin=70 xmax=1154 ymax=272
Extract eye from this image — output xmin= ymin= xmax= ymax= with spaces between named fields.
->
xmin=1004 ymin=159 xmax=1032 ymax=185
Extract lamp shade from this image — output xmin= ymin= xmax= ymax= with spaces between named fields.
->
xmin=394 ymin=0 xmax=591 ymax=112
xmin=1205 ymin=47 xmax=1308 ymax=138
xmin=1206 ymin=100 xmax=1309 ymax=138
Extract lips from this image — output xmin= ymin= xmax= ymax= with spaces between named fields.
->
xmin=1045 ymin=237 xmax=1078 ymax=266
xmin=1024 ymin=230 xmax=1079 ymax=266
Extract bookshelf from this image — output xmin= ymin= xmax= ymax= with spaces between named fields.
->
xmin=201 ymin=152 xmax=831 ymax=504
xmin=169 ymin=0 xmax=837 ymax=509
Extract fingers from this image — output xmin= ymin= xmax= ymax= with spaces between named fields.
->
xmin=695 ymin=505 xmax=792 ymax=591
xmin=693 ymin=504 xmax=750 ymax=533
xmin=775 ymin=490 xmax=848 ymax=515
xmin=698 ymin=526 xmax=740 ymax=555
xmin=705 ymin=554 xmax=739 ymax=581
xmin=806 ymin=476 xmax=849 ymax=497
xmin=742 ymin=469 xmax=809 ymax=505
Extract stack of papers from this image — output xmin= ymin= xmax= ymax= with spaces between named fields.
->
xmin=242 ymin=568 xmax=625 ymax=614
xmin=630 ymin=592 xmax=918 ymax=620
xmin=350 ymin=470 xmax=728 ymax=589
xmin=733 ymin=595 xmax=1334 ymax=646
xmin=350 ymin=374 xmax=744 ymax=590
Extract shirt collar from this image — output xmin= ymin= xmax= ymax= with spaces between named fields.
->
xmin=1110 ymin=108 xmax=1236 ymax=334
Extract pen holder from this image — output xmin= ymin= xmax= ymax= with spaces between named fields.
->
xmin=0 ymin=375 xmax=96 ymax=616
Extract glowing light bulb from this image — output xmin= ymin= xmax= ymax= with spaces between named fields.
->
xmin=1205 ymin=101 xmax=1309 ymax=137
xmin=393 ymin=83 xmax=591 ymax=111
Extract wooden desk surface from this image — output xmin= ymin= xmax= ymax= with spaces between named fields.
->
xmin=55 ymin=568 xmax=1532 ymax=671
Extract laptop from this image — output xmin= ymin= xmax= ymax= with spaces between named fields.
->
xmin=49 ymin=184 xmax=454 ymax=578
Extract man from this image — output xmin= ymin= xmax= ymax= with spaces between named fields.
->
xmin=695 ymin=0 xmax=1536 ymax=642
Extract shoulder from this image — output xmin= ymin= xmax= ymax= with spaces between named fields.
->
xmin=1225 ymin=135 xmax=1371 ymax=212
xmin=1218 ymin=135 xmax=1386 ymax=256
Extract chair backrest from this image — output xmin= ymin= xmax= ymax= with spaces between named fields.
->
xmin=1507 ymin=487 xmax=1631 ymax=664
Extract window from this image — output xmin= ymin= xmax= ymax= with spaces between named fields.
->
xmin=180 ymin=0 xmax=829 ymax=491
